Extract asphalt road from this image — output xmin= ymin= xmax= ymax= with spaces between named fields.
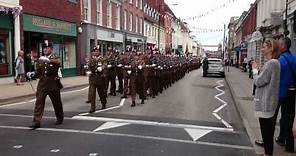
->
xmin=0 ymin=69 xmax=255 ymax=156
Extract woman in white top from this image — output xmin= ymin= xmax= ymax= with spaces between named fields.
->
xmin=15 ymin=50 xmax=25 ymax=85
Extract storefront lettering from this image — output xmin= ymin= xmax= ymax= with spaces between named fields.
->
xmin=32 ymin=17 xmax=71 ymax=32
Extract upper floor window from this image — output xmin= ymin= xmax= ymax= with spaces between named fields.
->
xmin=115 ymin=6 xmax=120 ymax=30
xmin=83 ymin=0 xmax=90 ymax=21
xmin=129 ymin=0 xmax=133 ymax=4
xmin=124 ymin=10 xmax=127 ymax=30
xmin=139 ymin=0 xmax=142 ymax=10
xmin=129 ymin=13 xmax=133 ymax=31
xmin=107 ymin=1 xmax=112 ymax=27
xmin=96 ymin=0 xmax=102 ymax=25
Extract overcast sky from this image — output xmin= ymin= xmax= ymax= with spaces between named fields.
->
xmin=165 ymin=0 xmax=255 ymax=50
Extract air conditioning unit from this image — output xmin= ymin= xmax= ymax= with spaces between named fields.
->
xmin=270 ymin=12 xmax=283 ymax=26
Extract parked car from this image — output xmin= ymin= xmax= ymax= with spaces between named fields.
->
xmin=203 ymin=58 xmax=225 ymax=77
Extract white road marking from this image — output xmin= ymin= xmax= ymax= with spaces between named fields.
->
xmin=72 ymin=115 xmax=234 ymax=132
xmin=89 ymin=153 xmax=98 ymax=156
xmin=0 ymin=125 xmax=253 ymax=150
xmin=93 ymin=122 xmax=130 ymax=132
xmin=50 ymin=149 xmax=60 ymax=153
xmin=212 ymin=80 xmax=233 ymax=129
xmin=0 ymin=87 xmax=89 ymax=108
xmin=185 ymin=128 xmax=212 ymax=141
xmin=13 ymin=145 xmax=23 ymax=149
xmin=78 ymin=98 xmax=126 ymax=116
xmin=0 ymin=113 xmax=235 ymax=133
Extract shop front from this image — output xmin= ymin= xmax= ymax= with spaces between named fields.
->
xmin=81 ymin=24 xmax=123 ymax=56
xmin=23 ymin=14 xmax=78 ymax=77
xmin=0 ymin=13 xmax=13 ymax=77
xmin=125 ymin=34 xmax=145 ymax=52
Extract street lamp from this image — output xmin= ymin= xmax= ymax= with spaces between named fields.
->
xmin=284 ymin=0 xmax=290 ymax=36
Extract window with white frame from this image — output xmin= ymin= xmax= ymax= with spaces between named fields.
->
xmin=124 ymin=10 xmax=127 ymax=30
xmin=135 ymin=0 xmax=138 ymax=8
xmin=129 ymin=13 xmax=133 ymax=31
xmin=83 ymin=0 xmax=89 ymax=21
xmin=139 ymin=0 xmax=142 ymax=10
xmin=107 ymin=1 xmax=112 ymax=27
xmin=115 ymin=5 xmax=120 ymax=30
xmin=139 ymin=18 xmax=143 ymax=34
xmin=96 ymin=0 xmax=102 ymax=25
xmin=129 ymin=0 xmax=132 ymax=4
xmin=135 ymin=16 xmax=138 ymax=33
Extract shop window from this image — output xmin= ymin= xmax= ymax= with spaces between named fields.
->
xmin=63 ymin=42 xmax=76 ymax=69
xmin=0 ymin=30 xmax=11 ymax=76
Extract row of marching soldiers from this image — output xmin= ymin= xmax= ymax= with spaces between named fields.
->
xmin=84 ymin=46 xmax=201 ymax=113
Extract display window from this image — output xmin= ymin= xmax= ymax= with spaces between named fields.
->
xmin=0 ymin=29 xmax=11 ymax=76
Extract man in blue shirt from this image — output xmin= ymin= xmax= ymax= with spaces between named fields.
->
xmin=274 ymin=37 xmax=296 ymax=153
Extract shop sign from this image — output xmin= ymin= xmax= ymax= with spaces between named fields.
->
xmin=23 ymin=14 xmax=77 ymax=37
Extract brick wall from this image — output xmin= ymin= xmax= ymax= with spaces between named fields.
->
xmin=20 ymin=0 xmax=81 ymax=23
xmin=123 ymin=0 xmax=144 ymax=34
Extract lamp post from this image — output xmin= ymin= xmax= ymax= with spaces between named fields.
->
xmin=284 ymin=0 xmax=290 ymax=36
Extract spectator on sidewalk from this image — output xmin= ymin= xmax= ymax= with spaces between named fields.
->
xmin=253 ymin=39 xmax=281 ymax=156
xmin=274 ymin=37 xmax=296 ymax=153
xmin=15 ymin=50 xmax=25 ymax=85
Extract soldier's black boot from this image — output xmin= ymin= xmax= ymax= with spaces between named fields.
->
xmin=89 ymin=107 xmax=96 ymax=113
xmin=121 ymin=95 xmax=127 ymax=98
xmin=141 ymin=99 xmax=145 ymax=104
xmin=85 ymin=100 xmax=91 ymax=103
xmin=131 ymin=101 xmax=136 ymax=107
xmin=29 ymin=123 xmax=41 ymax=130
xmin=101 ymin=104 xmax=106 ymax=110
xmin=55 ymin=119 xmax=63 ymax=125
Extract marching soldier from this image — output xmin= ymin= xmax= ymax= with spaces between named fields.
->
xmin=129 ymin=53 xmax=145 ymax=107
xmin=122 ymin=51 xmax=132 ymax=98
xmin=88 ymin=47 xmax=108 ymax=113
xmin=106 ymin=48 xmax=117 ymax=96
xmin=116 ymin=51 xmax=124 ymax=94
xmin=27 ymin=40 xmax=64 ymax=130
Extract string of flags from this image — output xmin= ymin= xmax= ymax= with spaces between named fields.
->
xmin=190 ymin=26 xmax=223 ymax=33
xmin=182 ymin=0 xmax=237 ymax=21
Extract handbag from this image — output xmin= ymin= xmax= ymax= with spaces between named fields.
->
xmin=282 ymin=55 xmax=296 ymax=95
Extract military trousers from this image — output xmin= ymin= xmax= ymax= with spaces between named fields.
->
xmin=33 ymin=90 xmax=64 ymax=125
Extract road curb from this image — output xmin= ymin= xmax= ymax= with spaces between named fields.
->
xmin=0 ymin=84 xmax=89 ymax=104
xmin=224 ymin=75 xmax=257 ymax=152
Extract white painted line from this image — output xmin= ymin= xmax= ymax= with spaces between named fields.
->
xmin=50 ymin=149 xmax=60 ymax=153
xmin=93 ymin=122 xmax=130 ymax=132
xmin=212 ymin=80 xmax=233 ymax=129
xmin=0 ymin=125 xmax=252 ymax=150
xmin=185 ymin=128 xmax=212 ymax=141
xmin=72 ymin=115 xmax=234 ymax=132
xmin=0 ymin=87 xmax=89 ymax=108
xmin=89 ymin=153 xmax=98 ymax=156
xmin=78 ymin=98 xmax=126 ymax=116
xmin=13 ymin=145 xmax=23 ymax=149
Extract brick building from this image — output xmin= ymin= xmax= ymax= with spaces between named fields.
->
xmin=19 ymin=0 xmax=81 ymax=77
xmin=122 ymin=0 xmax=145 ymax=51
xmin=81 ymin=0 xmax=123 ymax=59
xmin=164 ymin=4 xmax=174 ymax=54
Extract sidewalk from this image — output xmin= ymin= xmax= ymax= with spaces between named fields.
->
xmin=225 ymin=67 xmax=295 ymax=156
xmin=0 ymin=76 xmax=89 ymax=103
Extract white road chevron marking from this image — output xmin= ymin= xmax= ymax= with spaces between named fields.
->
xmin=212 ymin=80 xmax=233 ymax=129
xmin=185 ymin=128 xmax=212 ymax=141
xmin=93 ymin=122 xmax=130 ymax=132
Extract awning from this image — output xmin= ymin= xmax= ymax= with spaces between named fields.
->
xmin=0 ymin=1 xmax=22 ymax=15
